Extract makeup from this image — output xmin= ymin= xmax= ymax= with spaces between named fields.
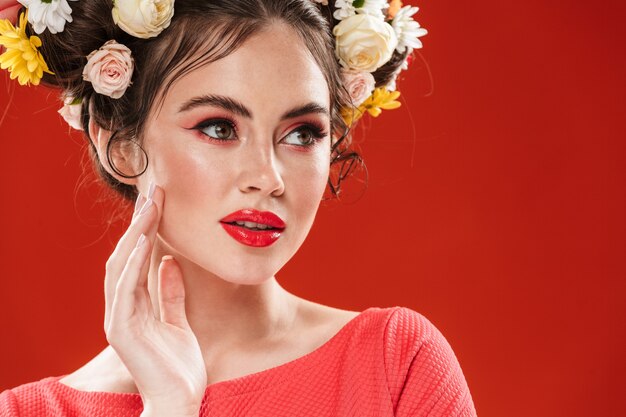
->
xmin=220 ymin=209 xmax=286 ymax=247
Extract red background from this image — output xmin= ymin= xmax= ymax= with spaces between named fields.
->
xmin=1 ymin=1 xmax=624 ymax=416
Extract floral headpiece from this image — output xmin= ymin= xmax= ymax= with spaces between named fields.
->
xmin=0 ymin=0 xmax=426 ymax=131
xmin=319 ymin=0 xmax=427 ymax=127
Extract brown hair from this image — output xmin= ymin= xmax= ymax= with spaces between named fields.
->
xmin=25 ymin=0 xmax=410 ymax=204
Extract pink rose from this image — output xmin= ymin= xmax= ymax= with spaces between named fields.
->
xmin=57 ymin=94 xmax=83 ymax=130
xmin=341 ymin=68 xmax=376 ymax=107
xmin=82 ymin=39 xmax=134 ymax=99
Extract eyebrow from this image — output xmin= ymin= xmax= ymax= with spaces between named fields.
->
xmin=177 ymin=94 xmax=330 ymax=121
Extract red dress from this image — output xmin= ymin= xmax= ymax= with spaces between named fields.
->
xmin=0 ymin=306 xmax=478 ymax=416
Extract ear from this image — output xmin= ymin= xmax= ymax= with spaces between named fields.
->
xmin=88 ymin=118 xmax=140 ymax=186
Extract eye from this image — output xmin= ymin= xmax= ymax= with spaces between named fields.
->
xmin=282 ymin=123 xmax=328 ymax=148
xmin=195 ymin=119 xmax=236 ymax=141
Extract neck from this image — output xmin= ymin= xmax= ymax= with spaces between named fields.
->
xmin=147 ymin=237 xmax=300 ymax=352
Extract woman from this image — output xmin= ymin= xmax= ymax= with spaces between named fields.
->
xmin=0 ymin=0 xmax=477 ymax=416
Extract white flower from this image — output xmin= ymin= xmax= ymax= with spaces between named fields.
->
xmin=333 ymin=0 xmax=357 ymax=20
xmin=17 ymin=0 xmax=78 ymax=34
xmin=333 ymin=13 xmax=398 ymax=72
xmin=334 ymin=0 xmax=386 ymax=21
xmin=58 ymin=94 xmax=83 ymax=130
xmin=357 ymin=0 xmax=386 ymax=19
xmin=112 ymin=0 xmax=175 ymax=39
xmin=391 ymin=5 xmax=428 ymax=53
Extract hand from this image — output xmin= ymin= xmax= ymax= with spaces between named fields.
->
xmin=104 ymin=182 xmax=207 ymax=415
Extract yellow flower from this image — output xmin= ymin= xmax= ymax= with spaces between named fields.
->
xmin=361 ymin=87 xmax=402 ymax=117
xmin=0 ymin=10 xmax=53 ymax=86
xmin=340 ymin=105 xmax=365 ymax=128
xmin=340 ymin=87 xmax=402 ymax=127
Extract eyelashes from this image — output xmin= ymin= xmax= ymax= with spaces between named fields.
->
xmin=192 ymin=117 xmax=329 ymax=148
xmin=194 ymin=118 xmax=237 ymax=141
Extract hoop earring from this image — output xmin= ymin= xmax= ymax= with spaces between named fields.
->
xmin=106 ymin=130 xmax=149 ymax=179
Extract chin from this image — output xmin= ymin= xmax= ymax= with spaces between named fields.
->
xmin=158 ymin=219 xmax=308 ymax=283
xmin=203 ymin=260 xmax=285 ymax=285
xmin=179 ymin=241 xmax=289 ymax=284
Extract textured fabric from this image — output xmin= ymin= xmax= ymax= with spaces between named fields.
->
xmin=0 ymin=306 xmax=477 ymax=416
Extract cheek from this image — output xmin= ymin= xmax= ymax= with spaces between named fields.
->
xmin=149 ymin=143 xmax=231 ymax=233
xmin=153 ymin=145 xmax=226 ymax=190
xmin=286 ymin=150 xmax=329 ymax=209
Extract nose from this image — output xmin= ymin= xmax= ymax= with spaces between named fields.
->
xmin=237 ymin=141 xmax=285 ymax=197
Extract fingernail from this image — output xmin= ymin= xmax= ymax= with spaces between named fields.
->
xmin=147 ymin=181 xmax=156 ymax=200
xmin=139 ymin=198 xmax=153 ymax=216
xmin=136 ymin=233 xmax=146 ymax=248
xmin=134 ymin=193 xmax=145 ymax=213
xmin=162 ymin=255 xmax=174 ymax=262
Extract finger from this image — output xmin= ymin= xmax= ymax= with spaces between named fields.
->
xmin=104 ymin=183 xmax=159 ymax=329
xmin=107 ymin=184 xmax=156 ymax=280
xmin=104 ymin=190 xmax=156 ymax=329
xmin=158 ymin=256 xmax=190 ymax=329
xmin=136 ymin=184 xmax=165 ymax=289
xmin=108 ymin=232 xmax=153 ymax=331
xmin=132 ymin=193 xmax=147 ymax=221
xmin=133 ymin=185 xmax=165 ymax=322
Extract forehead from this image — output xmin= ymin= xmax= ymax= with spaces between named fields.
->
xmin=161 ymin=22 xmax=330 ymax=117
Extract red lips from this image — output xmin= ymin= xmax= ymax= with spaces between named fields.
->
xmin=219 ymin=209 xmax=286 ymax=248
xmin=220 ymin=209 xmax=286 ymax=229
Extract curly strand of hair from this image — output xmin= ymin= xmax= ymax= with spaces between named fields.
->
xmin=325 ymin=123 xmax=368 ymax=201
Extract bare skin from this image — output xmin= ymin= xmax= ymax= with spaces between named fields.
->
xmin=59 ymin=300 xmax=360 ymax=393
xmin=57 ymin=22 xmax=361 ymax=404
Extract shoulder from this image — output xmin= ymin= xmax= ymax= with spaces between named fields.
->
xmin=382 ymin=306 xmax=446 ymax=380
xmin=0 ymin=374 xmax=143 ymax=416
xmin=0 ymin=388 xmax=19 ymax=417
xmin=314 ymin=305 xmax=427 ymax=370
xmin=0 ymin=376 xmax=63 ymax=416
xmin=382 ymin=306 xmax=478 ymax=416
xmin=382 ymin=305 xmax=449 ymax=359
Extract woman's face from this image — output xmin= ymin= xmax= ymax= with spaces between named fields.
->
xmin=141 ymin=22 xmax=332 ymax=284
